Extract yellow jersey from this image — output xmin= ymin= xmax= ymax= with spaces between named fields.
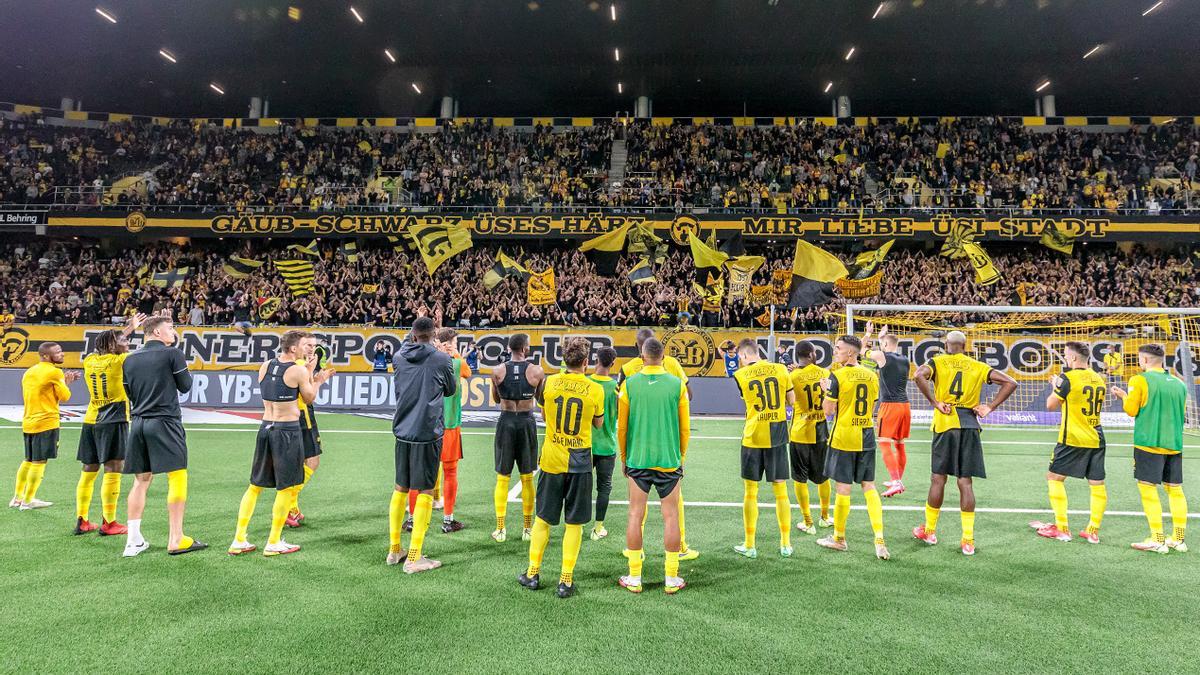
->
xmin=733 ymin=360 xmax=792 ymax=448
xmin=826 ymin=364 xmax=879 ymax=452
xmin=789 ymin=363 xmax=830 ymax=444
xmin=1103 ymin=352 xmax=1124 ymax=378
xmin=82 ymin=352 xmax=131 ymax=425
xmin=539 ymin=372 xmax=605 ymax=474
xmin=1053 ymin=367 xmax=1106 ymax=448
xmin=929 ymin=353 xmax=993 ymax=433
xmin=22 ymin=361 xmax=71 ymax=433
xmin=619 ymin=355 xmax=689 ymax=387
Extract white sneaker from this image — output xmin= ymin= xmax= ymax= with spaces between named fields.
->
xmin=590 ymin=527 xmax=608 ymax=541
xmin=432 ymin=498 xmax=444 ymax=510
xmin=1166 ymin=539 xmax=1188 ymax=553
xmin=664 ymin=576 xmax=686 ymax=594
xmin=796 ymin=522 xmax=817 ymax=535
xmin=8 ymin=497 xmax=22 ymax=508
xmin=875 ymin=543 xmax=891 ymax=560
xmin=521 ymin=527 xmax=532 ymax=541
xmin=733 ymin=545 xmax=757 ymax=559
xmin=818 ymin=517 xmax=834 ymax=528
xmin=491 ymin=528 xmax=507 ymax=542
xmin=227 ymin=540 xmax=256 ymax=555
xmin=19 ymin=498 xmax=52 ymax=510
xmin=122 ymin=540 xmax=150 ymax=557
xmin=263 ymin=540 xmax=301 ymax=557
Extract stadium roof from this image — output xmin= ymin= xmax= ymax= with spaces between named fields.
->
xmin=3 ymin=0 xmax=1198 ymax=119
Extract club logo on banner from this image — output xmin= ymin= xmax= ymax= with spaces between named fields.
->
xmin=124 ymin=211 xmax=146 ymax=233
xmin=663 ymin=326 xmax=717 ymax=374
xmin=670 ymin=215 xmax=701 ymax=246
xmin=0 ymin=325 xmax=30 ymax=366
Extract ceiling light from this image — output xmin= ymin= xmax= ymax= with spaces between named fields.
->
xmin=824 ymin=81 xmax=833 ymax=93
xmin=872 ymin=2 xmax=885 ymax=19
xmin=844 ymin=46 xmax=856 ymax=61
xmin=1082 ymin=44 xmax=1101 ymax=59
xmin=384 ymin=49 xmax=396 ymax=63
xmin=209 ymin=83 xmax=225 ymax=95
xmin=1141 ymin=1 xmax=1163 ymax=15
xmin=617 ymin=82 xmax=623 ymax=94
xmin=1035 ymin=80 xmax=1051 ymax=92
xmin=287 ymin=6 xmax=301 ymax=21
xmin=94 ymin=7 xmax=117 ymax=23
xmin=349 ymin=6 xmax=364 ymax=23
xmin=614 ymin=47 xmax=620 ymax=62
xmin=411 ymin=83 xmax=422 ymax=94
xmin=610 ymin=3 xmax=617 ymax=20
xmin=158 ymin=49 xmax=177 ymax=63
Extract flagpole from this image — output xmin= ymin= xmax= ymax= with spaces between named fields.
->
xmin=768 ymin=304 xmax=776 ymax=360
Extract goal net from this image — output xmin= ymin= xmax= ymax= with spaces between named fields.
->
xmin=838 ymin=304 xmax=1200 ymax=433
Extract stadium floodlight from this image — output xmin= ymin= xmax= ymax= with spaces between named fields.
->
xmin=349 ymin=6 xmax=364 ymax=23
xmin=844 ymin=46 xmax=856 ymax=61
xmin=411 ymin=83 xmax=422 ymax=94
xmin=823 ymin=81 xmax=833 ymax=93
xmin=617 ymin=82 xmax=623 ymax=93
xmin=209 ymin=82 xmax=225 ymax=95
xmin=158 ymin=49 xmax=177 ymax=63
xmin=614 ymin=47 xmax=620 ymax=62
xmin=1142 ymin=1 xmax=1163 ymax=16
xmin=384 ymin=49 xmax=396 ymax=63
xmin=1035 ymin=80 xmax=1051 ymax=92
xmin=610 ymin=3 xmax=616 ymax=21
xmin=94 ymin=7 xmax=117 ymax=23
xmin=872 ymin=2 xmax=885 ymax=19
xmin=1083 ymin=44 xmax=1101 ymax=59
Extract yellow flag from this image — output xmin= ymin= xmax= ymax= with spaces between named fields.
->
xmin=936 ymin=142 xmax=950 ymax=158
xmin=527 ymin=268 xmax=557 ymax=306
xmin=1040 ymin=222 xmax=1076 ymax=255
xmin=962 ymin=241 xmax=1001 ymax=286
xmin=407 ymin=223 xmax=473 ymax=275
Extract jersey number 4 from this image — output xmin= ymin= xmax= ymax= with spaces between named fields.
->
xmin=948 ymin=371 xmax=965 ymax=398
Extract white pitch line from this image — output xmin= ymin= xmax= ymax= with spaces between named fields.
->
xmin=506 ymin=497 xmax=1200 ymax=519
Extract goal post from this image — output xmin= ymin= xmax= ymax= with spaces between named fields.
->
xmin=839 ymin=304 xmax=1200 ymax=432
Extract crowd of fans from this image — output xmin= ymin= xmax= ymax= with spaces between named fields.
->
xmin=3 ymin=113 xmax=1196 ymax=214
xmin=2 ymin=238 xmax=1195 ymax=331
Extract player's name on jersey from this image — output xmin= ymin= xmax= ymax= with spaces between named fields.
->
xmin=42 ymin=210 xmax=1200 ymax=242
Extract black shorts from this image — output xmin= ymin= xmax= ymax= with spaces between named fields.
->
xmin=23 ymin=429 xmax=60 ymax=462
xmin=1049 ymin=443 xmax=1106 ymax=481
xmin=1134 ymin=448 xmax=1184 ymax=485
xmin=742 ymin=445 xmax=790 ymax=482
xmin=300 ymin=407 xmax=322 ymax=458
xmin=824 ymin=447 xmax=876 ymax=485
xmin=790 ymin=441 xmax=829 ymax=485
xmin=395 ymin=439 xmax=442 ymax=491
xmin=626 ymin=467 xmax=683 ymax=499
xmin=494 ymin=411 xmax=538 ymax=476
xmin=930 ymin=429 xmax=986 ymax=479
xmin=536 ymin=471 xmax=593 ymax=525
xmin=250 ymin=421 xmax=305 ymax=489
xmin=124 ymin=417 xmax=188 ymax=475
xmin=77 ymin=422 xmax=127 ymax=465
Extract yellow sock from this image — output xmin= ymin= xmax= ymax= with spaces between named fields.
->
xmin=594 ymin=520 xmax=604 ymax=531
xmin=268 ymin=487 xmax=296 ymax=545
xmin=526 ymin=517 xmax=551 ymax=576
xmin=961 ymin=511 xmax=976 ymax=544
xmin=773 ymin=482 xmax=791 ymax=548
xmin=640 ymin=502 xmax=649 ymax=536
xmin=76 ymin=470 xmax=99 ymax=520
xmin=833 ymin=493 xmax=851 ymax=541
xmin=1138 ymin=483 xmax=1165 ymax=543
xmin=678 ymin=487 xmax=689 ymax=553
xmin=625 ymin=548 xmax=644 ymax=578
xmin=794 ymin=482 xmax=812 ymax=527
xmin=407 ymin=493 xmax=434 ymax=562
xmin=101 ymin=472 xmax=121 ymax=522
xmin=864 ymin=488 xmax=884 ymax=544
xmin=493 ymin=475 xmax=510 ymax=530
xmin=561 ymin=523 xmax=582 ymax=585
xmin=1165 ymin=484 xmax=1187 ymax=542
xmin=924 ymin=502 xmax=941 ymax=534
xmin=818 ymin=480 xmax=832 ymax=520
xmin=166 ymin=469 xmax=188 ymax=504
xmin=520 ymin=473 xmax=535 ymax=529
xmin=389 ymin=489 xmax=407 ymax=552
xmin=1048 ymin=479 xmax=1069 ymax=530
xmin=434 ymin=464 xmax=443 ymax=501
xmin=665 ymin=549 xmax=680 ymax=579
xmin=235 ymin=485 xmax=262 ymax=541
xmin=1087 ymin=484 xmax=1107 ymax=534
xmin=742 ymin=480 xmax=759 ymax=548
xmin=14 ymin=461 xmax=32 ymax=501
xmin=291 ymin=465 xmax=313 ymax=515
xmin=22 ymin=463 xmax=46 ymax=503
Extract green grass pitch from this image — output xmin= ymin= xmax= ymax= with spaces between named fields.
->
xmin=2 ymin=415 xmax=1198 ymax=673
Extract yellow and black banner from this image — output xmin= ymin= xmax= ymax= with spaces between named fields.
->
xmin=527 ymin=268 xmax=557 ymax=306
xmin=42 ymin=211 xmax=1200 ymax=243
